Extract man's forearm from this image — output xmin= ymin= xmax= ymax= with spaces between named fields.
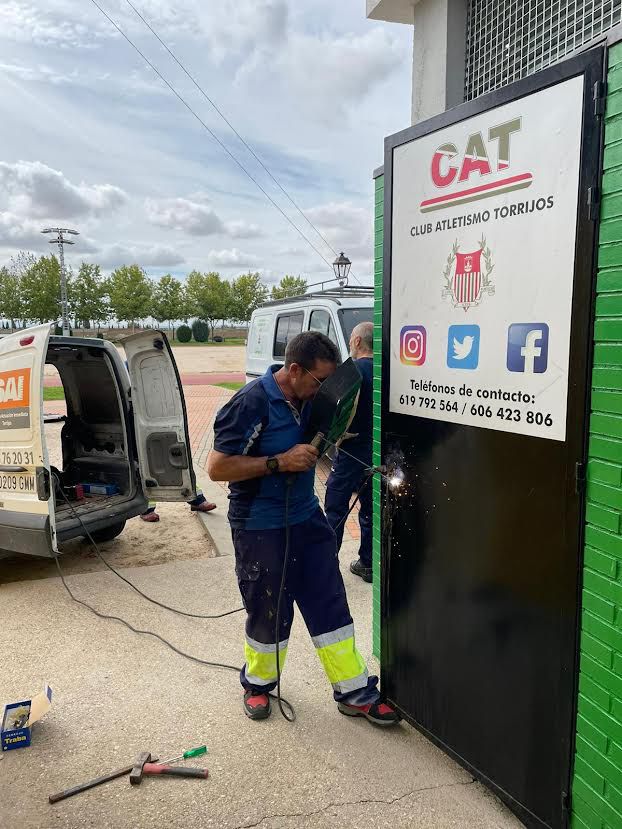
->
xmin=208 ymin=450 xmax=270 ymax=483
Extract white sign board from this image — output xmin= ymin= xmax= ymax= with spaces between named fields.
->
xmin=389 ymin=75 xmax=584 ymax=442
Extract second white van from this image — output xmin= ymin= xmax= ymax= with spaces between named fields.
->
xmin=245 ymin=286 xmax=374 ymax=382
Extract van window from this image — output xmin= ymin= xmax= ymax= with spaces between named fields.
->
xmin=309 ymin=310 xmax=338 ymax=345
xmin=273 ymin=312 xmax=304 ymax=359
xmin=338 ymin=308 xmax=374 ymax=341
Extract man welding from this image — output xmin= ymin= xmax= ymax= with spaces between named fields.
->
xmin=208 ymin=331 xmax=399 ymax=726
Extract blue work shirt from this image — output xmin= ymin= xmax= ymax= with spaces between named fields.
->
xmin=213 ymin=365 xmax=318 ymax=530
xmin=338 ymin=356 xmax=373 ymax=465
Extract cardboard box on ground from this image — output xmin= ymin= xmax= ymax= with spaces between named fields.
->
xmin=1 ymin=685 xmax=52 ymax=752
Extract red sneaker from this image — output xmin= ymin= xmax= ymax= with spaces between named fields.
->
xmin=140 ymin=511 xmax=160 ymax=522
xmin=243 ymin=690 xmax=271 ymax=720
xmin=191 ymin=501 xmax=217 ymax=513
xmin=337 ymin=699 xmax=401 ymax=726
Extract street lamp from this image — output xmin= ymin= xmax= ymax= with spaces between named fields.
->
xmin=42 ymin=227 xmax=79 ymax=337
xmin=332 ymin=252 xmax=351 ymax=285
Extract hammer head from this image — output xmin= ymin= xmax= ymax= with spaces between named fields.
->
xmin=129 ymin=752 xmax=153 ymax=786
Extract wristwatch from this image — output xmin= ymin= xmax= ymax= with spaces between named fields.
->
xmin=266 ymin=456 xmax=280 ymax=474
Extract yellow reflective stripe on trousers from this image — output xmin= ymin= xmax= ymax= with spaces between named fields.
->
xmin=244 ymin=636 xmax=288 ymax=686
xmin=312 ymin=625 xmax=368 ymax=693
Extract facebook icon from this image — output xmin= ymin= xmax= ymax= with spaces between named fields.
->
xmin=506 ymin=323 xmax=550 ymax=374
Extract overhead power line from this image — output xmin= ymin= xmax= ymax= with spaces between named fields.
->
xmin=90 ymin=0 xmax=363 ymax=284
xmin=124 ymin=0 xmax=341 ymax=262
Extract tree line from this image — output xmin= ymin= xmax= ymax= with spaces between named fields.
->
xmin=0 ymin=253 xmax=308 ymax=337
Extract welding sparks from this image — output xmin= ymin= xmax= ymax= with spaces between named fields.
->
xmin=389 ymin=469 xmax=405 ymax=490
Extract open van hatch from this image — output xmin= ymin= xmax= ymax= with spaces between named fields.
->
xmin=46 ymin=338 xmax=147 ymax=547
xmin=0 ymin=325 xmax=195 ymax=558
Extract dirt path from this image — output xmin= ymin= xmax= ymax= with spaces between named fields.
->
xmin=43 ymin=344 xmax=246 ymax=377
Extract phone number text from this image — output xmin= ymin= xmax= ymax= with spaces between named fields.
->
xmin=399 ymin=395 xmax=553 ymax=427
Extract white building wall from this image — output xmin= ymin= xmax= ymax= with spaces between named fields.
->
xmin=367 ymin=0 xmax=467 ymax=124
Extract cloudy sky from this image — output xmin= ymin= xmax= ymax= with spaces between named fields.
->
xmin=0 ymin=1 xmax=411 ymax=287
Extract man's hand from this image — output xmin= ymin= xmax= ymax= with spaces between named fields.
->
xmin=277 ymin=444 xmax=319 ymax=472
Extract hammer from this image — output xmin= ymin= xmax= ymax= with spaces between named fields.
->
xmin=49 ymin=755 xmax=159 ymax=803
xmin=129 ymin=752 xmax=208 ymax=785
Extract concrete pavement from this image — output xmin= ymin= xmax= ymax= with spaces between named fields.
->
xmin=30 ymin=378 xmax=523 ymax=827
xmin=0 ymin=551 xmax=522 ymax=829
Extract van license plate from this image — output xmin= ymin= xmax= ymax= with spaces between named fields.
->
xmin=0 ymin=473 xmax=36 ymax=494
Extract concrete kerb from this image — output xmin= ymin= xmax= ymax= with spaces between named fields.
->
xmin=194 ymin=472 xmax=234 ymax=556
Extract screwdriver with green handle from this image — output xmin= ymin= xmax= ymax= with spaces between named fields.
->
xmin=157 ymin=745 xmax=207 ymax=766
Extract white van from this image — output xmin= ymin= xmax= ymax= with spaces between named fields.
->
xmin=246 ymin=286 xmax=374 ymax=382
xmin=0 ymin=324 xmax=195 ymax=558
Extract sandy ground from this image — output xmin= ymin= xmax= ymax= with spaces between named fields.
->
xmin=0 ymin=423 xmax=214 ymax=583
xmin=43 ymin=344 xmax=246 ymax=377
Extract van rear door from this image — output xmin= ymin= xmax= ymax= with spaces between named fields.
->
xmin=0 ymin=324 xmax=55 ymax=557
xmin=123 ymin=331 xmax=196 ymax=502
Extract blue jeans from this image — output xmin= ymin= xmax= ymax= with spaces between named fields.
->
xmin=325 ymin=455 xmax=372 ymax=568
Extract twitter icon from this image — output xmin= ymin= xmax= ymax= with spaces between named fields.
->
xmin=447 ymin=324 xmax=480 ymax=370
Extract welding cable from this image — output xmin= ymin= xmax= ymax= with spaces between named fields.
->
xmin=380 ymin=475 xmax=399 ymax=614
xmin=316 ymin=436 xmax=394 ymax=487
xmin=51 ymin=475 xmax=243 ymax=620
xmin=52 ymin=475 xmax=296 ymax=722
xmin=52 ymin=547 xmax=295 ymax=715
xmin=273 ymin=479 xmax=296 ymax=722
xmin=51 ymin=550 xmax=242 ymax=674
xmin=330 ymin=472 xmax=373 ymax=536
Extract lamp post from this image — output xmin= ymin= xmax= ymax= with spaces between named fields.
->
xmin=332 ymin=252 xmax=351 ymax=286
xmin=42 ymin=227 xmax=79 ymax=337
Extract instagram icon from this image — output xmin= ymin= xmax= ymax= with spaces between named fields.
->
xmin=400 ymin=325 xmax=427 ymax=366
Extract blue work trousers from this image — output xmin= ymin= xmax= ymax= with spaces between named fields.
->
xmin=232 ymin=508 xmax=379 ymax=705
xmin=325 ymin=455 xmax=372 ymax=568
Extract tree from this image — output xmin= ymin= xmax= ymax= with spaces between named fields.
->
xmin=10 ymin=251 xmax=37 ymax=279
xmin=20 ymin=255 xmax=64 ymax=324
xmin=211 ymin=275 xmax=232 ymax=334
xmin=108 ymin=265 xmax=152 ymax=330
xmin=0 ymin=266 xmax=24 ymax=329
xmin=185 ymin=271 xmax=232 ymax=340
xmin=271 ymin=274 xmax=307 ymax=300
xmin=151 ymin=274 xmax=185 ymax=333
xmin=71 ymin=263 xmax=109 ymax=329
xmin=231 ymin=272 xmax=269 ymax=325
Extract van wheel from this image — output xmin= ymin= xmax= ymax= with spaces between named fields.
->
xmin=89 ymin=521 xmax=126 ymax=543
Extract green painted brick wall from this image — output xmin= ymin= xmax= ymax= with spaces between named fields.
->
xmin=372 ymin=172 xmax=383 ymax=659
xmin=572 ymin=41 xmax=622 ymax=829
